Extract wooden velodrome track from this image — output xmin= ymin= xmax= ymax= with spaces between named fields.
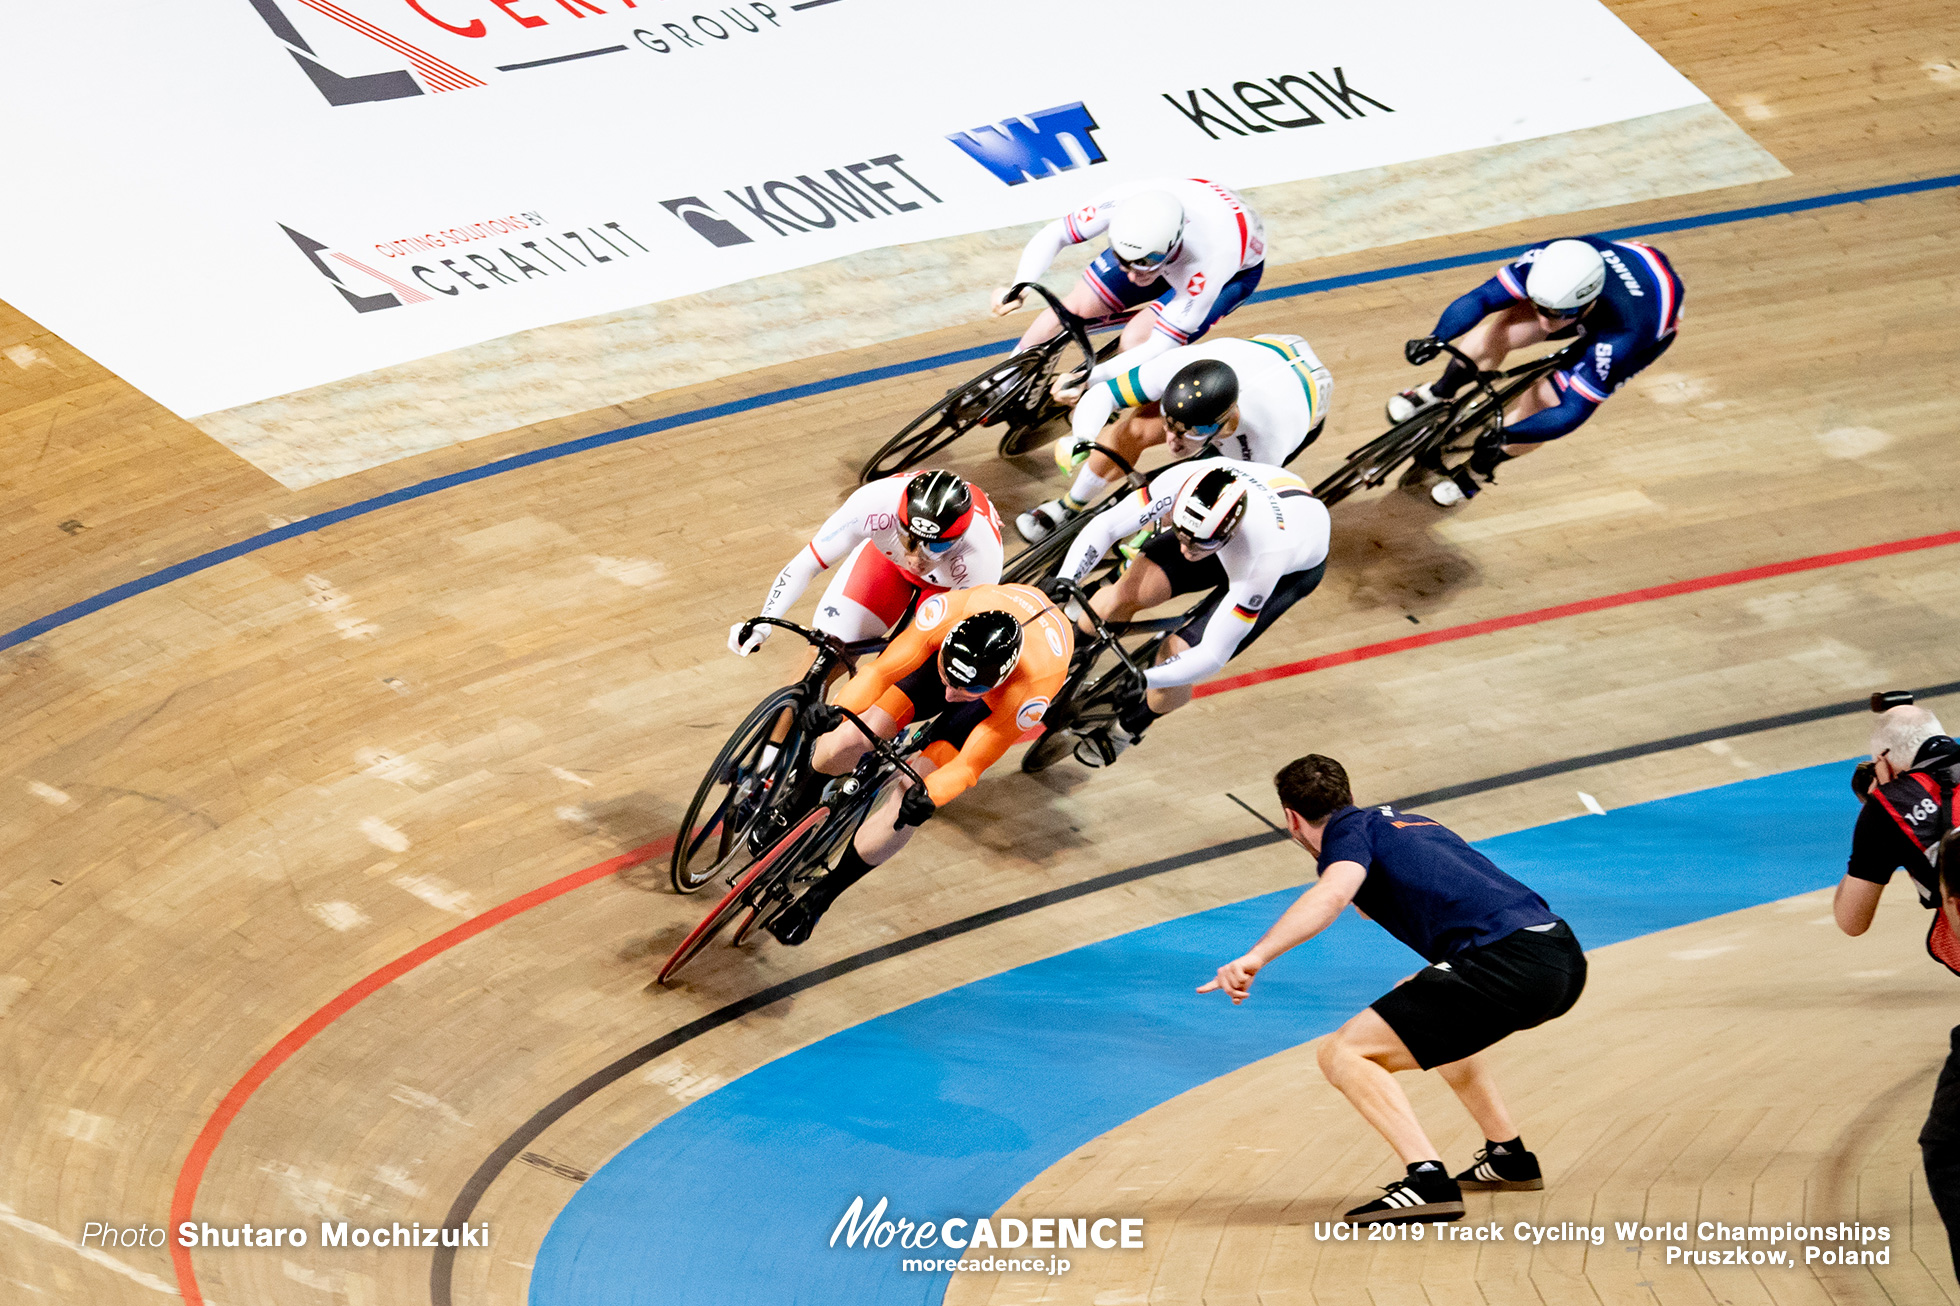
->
xmin=4 ymin=1 xmax=1960 ymax=1302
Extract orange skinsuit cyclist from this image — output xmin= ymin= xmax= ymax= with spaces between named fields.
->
xmin=766 ymin=583 xmax=1073 ymax=945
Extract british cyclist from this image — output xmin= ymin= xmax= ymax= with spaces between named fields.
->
xmin=992 ymin=177 xmax=1267 ymax=391
xmin=1056 ymin=458 xmax=1330 ymax=761
xmin=1389 ymin=236 xmax=1683 ymax=506
xmin=1018 ymin=333 xmax=1334 ymax=543
xmin=728 ymin=469 xmax=1003 ymax=664
xmin=764 ymin=584 xmax=1074 ymax=945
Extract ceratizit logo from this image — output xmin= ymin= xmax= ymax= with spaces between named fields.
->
xmin=282 ymin=214 xmax=647 ymax=313
xmin=945 ymin=102 xmax=1106 ymax=185
xmin=245 ymin=0 xmax=484 ymax=105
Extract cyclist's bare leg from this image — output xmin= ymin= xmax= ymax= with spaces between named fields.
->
xmin=849 ymin=754 xmax=941 ymax=865
xmin=1456 ymin=302 xmax=1552 ymax=371
xmin=810 ymin=705 xmax=900 ymax=775
xmin=1143 ymin=633 xmax=1194 ymax=716
xmin=1081 ymin=406 xmax=1166 ymax=485
xmin=1084 ymin=556 xmax=1175 ymax=632
xmin=1016 ymin=282 xmax=1112 ymax=352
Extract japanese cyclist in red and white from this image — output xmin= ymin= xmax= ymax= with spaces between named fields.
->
xmin=729 ymin=470 xmax=1003 ymax=660
xmin=1391 ymin=236 xmax=1685 ymax=506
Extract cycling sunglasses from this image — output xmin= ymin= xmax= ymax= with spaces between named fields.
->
xmin=1530 ymin=300 xmax=1585 ymax=321
xmin=1166 ymin=417 xmax=1226 ymax=440
xmin=1173 ymin=527 xmax=1230 ymax=555
xmin=905 ymin=532 xmax=959 ymax=555
xmin=1115 ymin=250 xmax=1171 ymax=273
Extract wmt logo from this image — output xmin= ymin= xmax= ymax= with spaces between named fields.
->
xmin=946 ymin=103 xmax=1106 ymax=186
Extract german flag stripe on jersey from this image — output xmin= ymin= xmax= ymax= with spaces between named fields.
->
xmin=1105 ymin=367 xmax=1150 ymax=409
xmin=1249 ymin=335 xmax=1321 ymax=426
xmin=1230 ymin=602 xmax=1260 ymax=624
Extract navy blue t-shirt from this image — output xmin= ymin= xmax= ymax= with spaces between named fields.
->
xmin=1316 ymin=804 xmax=1554 ymax=962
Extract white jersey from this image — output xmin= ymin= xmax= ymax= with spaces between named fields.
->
xmin=1060 ymin=458 xmax=1328 ymax=690
xmin=1014 ymin=177 xmax=1266 ymax=379
xmin=1069 ymin=334 xmax=1333 ymax=465
xmin=758 ymin=476 xmax=1003 ymax=622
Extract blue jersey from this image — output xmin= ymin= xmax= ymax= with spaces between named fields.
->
xmin=1316 ymin=804 xmax=1555 ymax=962
xmin=1431 ymin=236 xmax=1684 ymax=440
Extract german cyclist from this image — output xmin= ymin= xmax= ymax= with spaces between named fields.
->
xmin=1389 ymin=236 xmax=1683 ymax=506
xmin=992 ymin=178 xmax=1267 ymax=396
xmin=764 ymin=583 xmax=1074 ymax=945
xmin=1017 ymin=334 xmax=1333 ymax=542
xmin=1055 ymin=458 xmax=1330 ymax=760
xmin=728 ymin=470 xmax=1002 ymax=665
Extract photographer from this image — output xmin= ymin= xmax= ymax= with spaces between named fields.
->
xmin=1833 ymin=700 xmax=1960 ymax=937
xmin=1835 ymin=695 xmax=1960 ymax=1282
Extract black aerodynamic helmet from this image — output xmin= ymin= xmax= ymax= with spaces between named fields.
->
xmin=939 ymin=609 xmax=1024 ymax=692
xmin=902 ymin=470 xmax=975 ymax=551
xmin=1162 ymin=359 xmax=1239 ymax=432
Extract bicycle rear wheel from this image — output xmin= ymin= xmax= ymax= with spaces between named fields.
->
xmin=658 ymin=805 xmax=829 ymax=983
xmin=860 ymin=350 xmax=1049 ymax=483
xmin=1311 ymin=411 xmax=1451 ymax=508
xmin=670 ymin=685 xmax=805 ymax=894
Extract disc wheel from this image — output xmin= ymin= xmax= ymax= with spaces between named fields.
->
xmin=670 ymin=685 xmax=804 ymax=894
xmin=658 ymin=806 xmax=828 ymax=984
xmin=859 ymin=351 xmax=1048 ymax=483
xmin=1021 ymin=726 xmax=1080 ymax=774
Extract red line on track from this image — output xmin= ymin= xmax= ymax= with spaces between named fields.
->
xmin=168 ymin=835 xmax=672 ymax=1306
xmin=1195 ymin=529 xmax=1960 ymax=699
xmin=165 ymin=527 xmax=1960 ymax=1303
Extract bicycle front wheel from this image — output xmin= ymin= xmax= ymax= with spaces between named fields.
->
xmin=860 ymin=350 xmax=1048 ymax=483
xmin=670 ymin=685 xmax=805 ymax=894
xmin=658 ymin=805 xmax=829 ymax=984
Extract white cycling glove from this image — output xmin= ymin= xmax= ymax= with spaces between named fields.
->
xmin=727 ymin=620 xmax=770 ymax=656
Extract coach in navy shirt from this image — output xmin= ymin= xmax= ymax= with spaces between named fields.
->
xmin=1200 ymin=755 xmax=1586 ymax=1225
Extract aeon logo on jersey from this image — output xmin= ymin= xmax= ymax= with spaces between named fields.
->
xmin=245 ymin=0 xmax=484 ymax=106
xmin=946 ymin=102 xmax=1107 ymax=186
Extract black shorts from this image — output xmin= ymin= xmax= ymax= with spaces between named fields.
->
xmin=1371 ymin=920 xmax=1587 ymax=1070
xmin=1139 ymin=531 xmax=1327 ymax=664
xmin=892 ymin=661 xmax=991 ymax=751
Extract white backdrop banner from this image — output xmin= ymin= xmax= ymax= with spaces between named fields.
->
xmin=0 ymin=0 xmax=1706 ymax=416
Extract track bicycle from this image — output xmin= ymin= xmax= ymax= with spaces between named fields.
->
xmin=1310 ymin=338 xmax=1587 ymax=508
xmin=658 ymin=705 xmax=929 ymax=983
xmin=669 ymin=618 xmax=882 ymax=894
xmin=1019 ymin=577 xmax=1211 ymax=774
xmin=997 ymin=441 xmax=1151 ymax=588
xmin=858 ymin=282 xmax=1123 ymax=483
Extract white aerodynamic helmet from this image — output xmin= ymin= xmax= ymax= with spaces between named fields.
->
xmin=1524 ymin=239 xmax=1607 ymax=315
xmin=1107 ymin=190 xmax=1185 ymax=269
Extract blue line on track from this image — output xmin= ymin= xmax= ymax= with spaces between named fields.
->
xmin=6 ymin=172 xmax=1956 ymax=655
xmin=530 ymin=759 xmax=1857 ymax=1305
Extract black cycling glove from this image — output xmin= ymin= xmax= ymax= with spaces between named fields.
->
xmin=803 ymin=701 xmax=844 ymax=734
xmin=1404 ymin=336 xmax=1442 ymax=367
xmin=897 ymin=785 xmax=936 ymax=829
